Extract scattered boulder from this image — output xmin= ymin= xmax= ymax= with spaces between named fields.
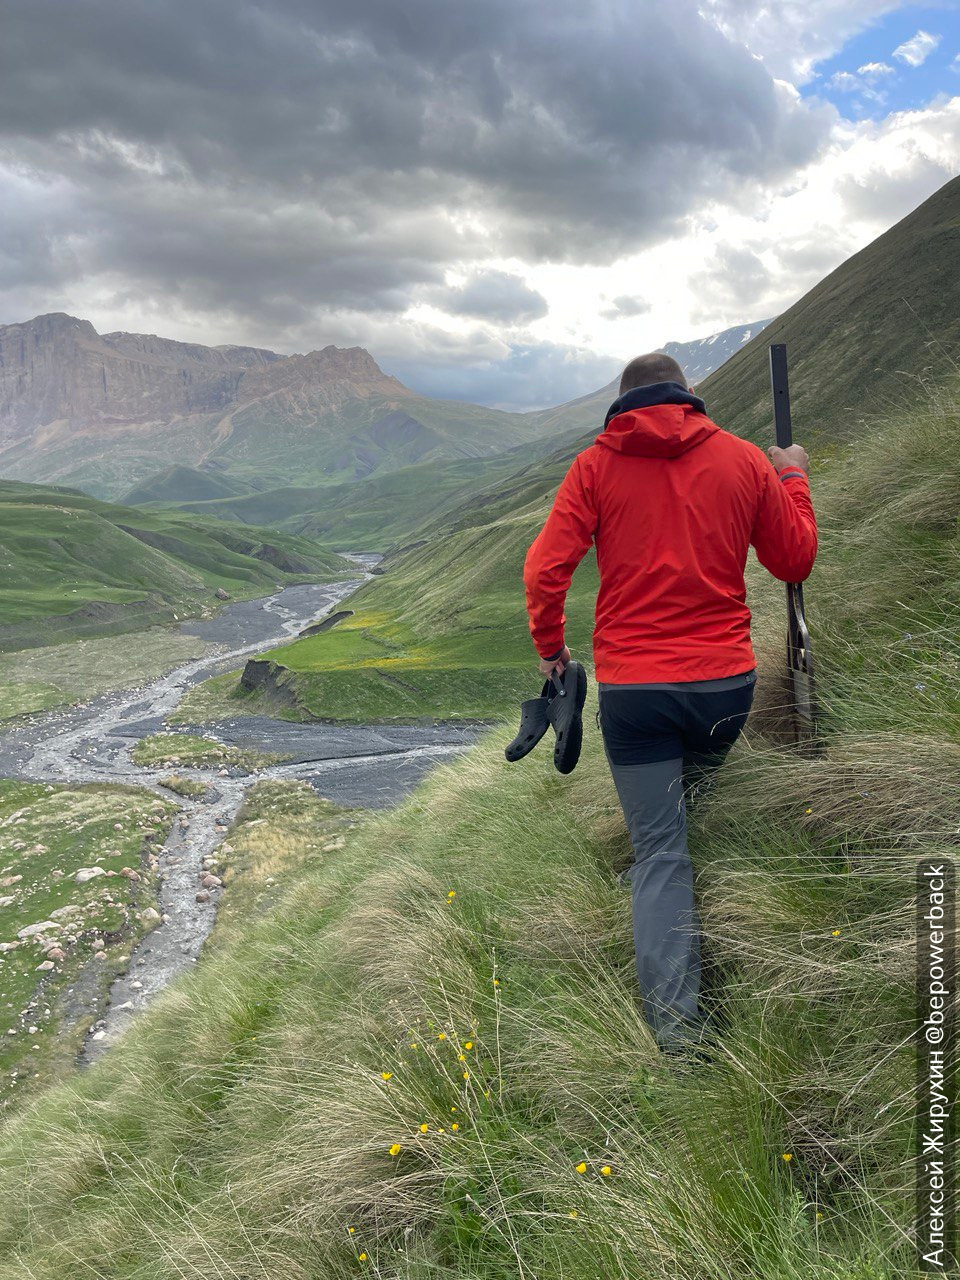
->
xmin=215 ymin=587 xmax=231 ymax=601
xmin=140 ymin=907 xmax=162 ymax=926
xmin=18 ymin=921 xmax=60 ymax=940
xmin=75 ymin=867 xmax=107 ymax=884
xmin=196 ymin=890 xmax=211 ymax=903
xmin=36 ymin=960 xmax=55 ymax=971
xmin=50 ymin=905 xmax=81 ymax=920
xmin=0 ymin=942 xmax=20 ymax=953
xmin=0 ymin=875 xmax=22 ymax=888
xmin=201 ymin=873 xmax=222 ymax=889
xmin=45 ymin=948 xmax=66 ymax=962
xmin=0 ymin=895 xmax=15 ymax=908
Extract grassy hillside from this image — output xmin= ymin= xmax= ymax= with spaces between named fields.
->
xmin=0 ymin=480 xmax=353 ymax=651
xmin=122 ymin=464 xmax=256 ymax=507
xmin=0 ymin=382 xmax=955 ymax=1273
xmin=128 ymin=421 xmax=597 ymax=552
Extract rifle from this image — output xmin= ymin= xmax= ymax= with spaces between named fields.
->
xmin=769 ymin=343 xmax=820 ymax=748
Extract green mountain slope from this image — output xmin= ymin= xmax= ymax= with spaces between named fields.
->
xmin=122 ymin=465 xmax=256 ymax=506
xmin=0 ymin=480 xmax=352 ymax=651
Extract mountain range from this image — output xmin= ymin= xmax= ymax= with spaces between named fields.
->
xmin=0 ymin=315 xmax=767 ymax=503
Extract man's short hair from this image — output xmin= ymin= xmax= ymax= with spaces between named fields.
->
xmin=619 ymin=352 xmax=688 ymax=395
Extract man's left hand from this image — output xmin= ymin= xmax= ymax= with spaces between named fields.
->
xmin=539 ymin=646 xmax=571 ymax=677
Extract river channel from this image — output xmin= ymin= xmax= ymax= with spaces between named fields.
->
xmin=0 ymin=556 xmax=485 ymax=1059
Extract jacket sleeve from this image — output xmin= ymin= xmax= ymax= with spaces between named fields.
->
xmin=523 ymin=455 xmax=597 ymax=658
xmin=750 ymin=461 xmax=819 ymax=583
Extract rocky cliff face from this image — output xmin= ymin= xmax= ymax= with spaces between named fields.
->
xmin=0 ymin=313 xmax=285 ymax=440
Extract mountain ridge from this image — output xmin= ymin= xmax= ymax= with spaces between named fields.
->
xmin=0 ymin=313 xmax=770 ymax=505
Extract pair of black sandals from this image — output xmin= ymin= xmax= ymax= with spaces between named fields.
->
xmin=504 ymin=660 xmax=587 ymax=774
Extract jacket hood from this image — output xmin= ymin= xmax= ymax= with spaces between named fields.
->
xmin=597 ymin=382 xmax=717 ymax=459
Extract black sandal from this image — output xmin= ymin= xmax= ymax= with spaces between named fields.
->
xmin=546 ymin=661 xmax=587 ymax=774
xmin=504 ymin=679 xmax=553 ymax=762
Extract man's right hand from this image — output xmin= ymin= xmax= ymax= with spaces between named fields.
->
xmin=768 ymin=443 xmax=810 ymax=473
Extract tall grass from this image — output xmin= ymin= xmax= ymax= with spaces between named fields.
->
xmin=0 ymin=390 xmax=956 ymax=1277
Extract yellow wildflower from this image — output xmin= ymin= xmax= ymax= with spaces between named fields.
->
xmin=381 ymin=1071 xmax=393 ymax=1081
xmin=832 ymin=929 xmax=841 ymax=937
xmin=389 ymin=1143 xmax=402 ymax=1157
xmin=463 ymin=1071 xmax=471 ymax=1080
xmin=451 ymin=1105 xmax=458 ymax=1112
xmin=438 ymin=1032 xmax=447 ymax=1041
xmin=493 ymin=978 xmax=500 ymax=987
xmin=359 ymin=1252 xmax=368 ymax=1262
xmin=458 ymin=1053 xmax=466 ymax=1062
xmin=452 ymin=1122 xmax=460 ymax=1131
xmin=805 ymin=808 xmax=812 ymax=815
xmin=410 ymin=1042 xmax=418 ymax=1049
xmin=576 ymin=1162 xmax=587 ymax=1174
xmin=447 ymin=890 xmax=456 ymax=900
xmin=420 ymin=1123 xmax=429 ymax=1133
xmin=601 ymin=1166 xmax=612 ymax=1177
xmin=464 ymin=1041 xmax=474 ymax=1050
xmin=348 ymin=1226 xmax=355 ymax=1234
xmin=569 ymin=1210 xmax=578 ymax=1219
xmin=782 ymin=1153 xmax=793 ymax=1162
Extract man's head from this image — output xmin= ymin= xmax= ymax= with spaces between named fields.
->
xmin=619 ymin=352 xmax=690 ymax=396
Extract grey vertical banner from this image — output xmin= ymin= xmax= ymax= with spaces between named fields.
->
xmin=917 ymin=857 xmax=957 ymax=1272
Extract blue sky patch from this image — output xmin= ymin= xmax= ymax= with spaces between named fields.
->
xmin=804 ymin=4 xmax=959 ymax=120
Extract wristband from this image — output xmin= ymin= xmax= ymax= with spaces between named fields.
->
xmin=779 ymin=468 xmax=807 ymax=482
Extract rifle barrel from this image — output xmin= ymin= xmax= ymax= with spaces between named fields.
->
xmin=769 ymin=344 xmax=793 ymax=449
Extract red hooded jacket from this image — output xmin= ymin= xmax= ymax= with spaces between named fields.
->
xmin=523 ymin=385 xmax=818 ymax=683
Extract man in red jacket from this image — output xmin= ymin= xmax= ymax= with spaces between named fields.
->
xmin=523 ymin=350 xmax=817 ymax=1051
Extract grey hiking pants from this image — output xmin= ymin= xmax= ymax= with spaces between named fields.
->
xmin=598 ymin=670 xmax=757 ymax=1045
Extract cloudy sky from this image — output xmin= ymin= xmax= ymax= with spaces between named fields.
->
xmin=1 ymin=1 xmax=958 ymax=408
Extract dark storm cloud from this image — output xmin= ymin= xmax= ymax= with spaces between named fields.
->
xmin=429 ymin=271 xmax=548 ymax=324
xmin=0 ymin=0 xmax=831 ymax=362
